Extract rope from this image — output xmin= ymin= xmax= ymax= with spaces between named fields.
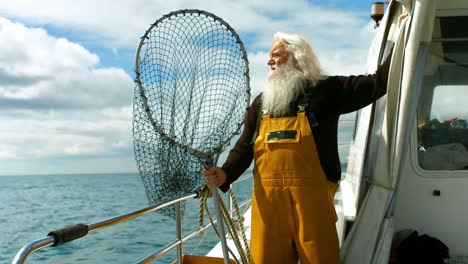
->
xmin=218 ymin=192 xmax=249 ymax=264
xmin=200 ymin=190 xmax=241 ymax=264
xmin=228 ymin=189 xmax=250 ymax=259
xmin=198 ymin=187 xmax=250 ymax=264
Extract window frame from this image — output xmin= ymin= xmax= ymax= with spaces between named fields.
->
xmin=411 ymin=15 xmax=468 ymax=176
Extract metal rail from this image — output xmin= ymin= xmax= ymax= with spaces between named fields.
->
xmin=12 ymin=175 xmax=254 ymax=264
xmin=137 ymin=222 xmax=213 ymax=263
xmin=13 ymin=192 xmax=197 ymax=264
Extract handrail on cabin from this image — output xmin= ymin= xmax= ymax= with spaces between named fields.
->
xmin=12 ymin=174 xmax=253 ymax=264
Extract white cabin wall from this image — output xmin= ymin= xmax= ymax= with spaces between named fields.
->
xmin=393 ymin=128 xmax=468 ymax=256
xmin=392 ymin=0 xmax=468 ymax=257
xmin=342 ymin=0 xmax=468 ymax=258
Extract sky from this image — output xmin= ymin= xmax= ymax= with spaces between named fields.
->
xmin=0 ymin=0 xmax=379 ymax=176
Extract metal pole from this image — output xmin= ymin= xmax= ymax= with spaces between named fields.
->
xmin=13 ymin=193 xmax=197 ymax=264
xmin=176 ymin=202 xmax=183 ymax=263
xmin=88 ymin=193 xmax=197 ymax=232
xmin=210 ymin=187 xmax=230 ymax=264
xmin=228 ymin=189 xmax=233 ymax=218
xmin=12 ymin=237 xmax=55 ymax=264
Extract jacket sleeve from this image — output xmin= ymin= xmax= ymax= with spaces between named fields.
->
xmin=335 ymin=50 xmax=393 ymax=114
xmin=218 ymin=95 xmax=260 ymax=192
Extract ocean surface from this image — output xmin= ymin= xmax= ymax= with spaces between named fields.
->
xmin=1 ymin=172 xmax=254 ymax=264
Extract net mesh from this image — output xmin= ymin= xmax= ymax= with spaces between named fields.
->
xmin=133 ymin=10 xmax=250 ymax=219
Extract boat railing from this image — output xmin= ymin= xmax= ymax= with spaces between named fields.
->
xmin=12 ymin=174 xmax=253 ymax=264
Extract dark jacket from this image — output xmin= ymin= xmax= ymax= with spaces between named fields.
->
xmin=220 ymin=55 xmax=392 ymax=192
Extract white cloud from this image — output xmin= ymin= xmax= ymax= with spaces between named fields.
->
xmin=247 ymin=51 xmax=270 ymax=98
xmin=0 ymin=18 xmax=134 ymax=170
xmin=0 ymin=144 xmax=18 ymax=159
xmin=0 ymin=0 xmax=379 ymax=174
xmin=0 ymin=18 xmax=133 ymax=110
xmin=0 ymin=1 xmax=377 ymax=78
xmin=0 ymin=0 xmax=374 ymax=50
xmin=0 ymin=114 xmax=132 ymax=158
xmin=0 ymin=17 xmax=98 ymax=75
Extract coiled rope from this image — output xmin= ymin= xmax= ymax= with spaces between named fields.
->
xmin=197 ymin=187 xmax=251 ymax=264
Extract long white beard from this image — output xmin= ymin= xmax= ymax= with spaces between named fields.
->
xmin=262 ymin=61 xmax=306 ymax=116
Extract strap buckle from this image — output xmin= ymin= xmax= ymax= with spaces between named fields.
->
xmin=298 ymin=103 xmax=308 ymax=113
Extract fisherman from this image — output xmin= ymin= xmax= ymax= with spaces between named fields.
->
xmin=204 ymin=32 xmax=392 ymax=264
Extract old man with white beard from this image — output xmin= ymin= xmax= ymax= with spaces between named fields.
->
xmin=204 ymin=32 xmax=392 ymax=264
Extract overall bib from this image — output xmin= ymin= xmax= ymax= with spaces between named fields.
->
xmin=250 ymin=112 xmax=340 ymax=264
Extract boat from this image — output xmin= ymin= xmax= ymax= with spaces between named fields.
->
xmin=12 ymin=0 xmax=468 ymax=263
xmin=338 ymin=0 xmax=468 ymax=262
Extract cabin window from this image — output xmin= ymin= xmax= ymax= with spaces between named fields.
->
xmin=418 ymin=85 xmax=468 ymax=170
xmin=417 ymin=16 xmax=468 ymax=170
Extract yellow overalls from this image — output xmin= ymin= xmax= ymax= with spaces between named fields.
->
xmin=250 ymin=111 xmax=340 ymax=264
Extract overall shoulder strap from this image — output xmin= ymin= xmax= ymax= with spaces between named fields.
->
xmin=250 ymin=106 xmax=265 ymax=144
xmin=300 ymin=91 xmax=319 ymax=128
xmin=250 ymin=87 xmax=322 ymax=144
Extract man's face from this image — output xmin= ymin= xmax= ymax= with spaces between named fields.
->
xmin=263 ymin=40 xmax=306 ymax=116
xmin=267 ymin=40 xmax=290 ymax=71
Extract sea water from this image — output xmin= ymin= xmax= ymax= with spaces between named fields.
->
xmin=1 ymin=173 xmax=254 ymax=263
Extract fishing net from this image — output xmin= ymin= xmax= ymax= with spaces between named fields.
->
xmin=133 ymin=9 xmax=250 ymax=219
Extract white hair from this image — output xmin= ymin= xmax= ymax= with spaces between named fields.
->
xmin=274 ymin=32 xmax=325 ymax=86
